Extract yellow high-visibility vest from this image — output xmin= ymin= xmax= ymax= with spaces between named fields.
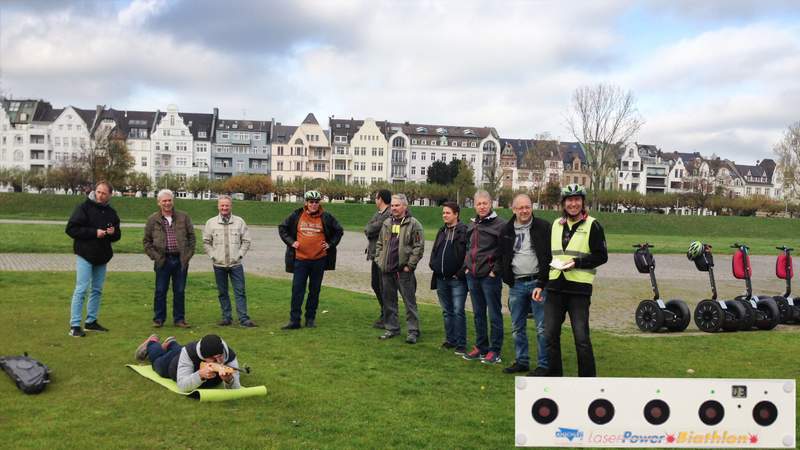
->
xmin=549 ymin=216 xmax=597 ymax=284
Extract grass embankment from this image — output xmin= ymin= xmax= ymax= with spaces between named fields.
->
xmin=1 ymin=272 xmax=798 ymax=449
xmin=1 ymin=193 xmax=799 ymax=254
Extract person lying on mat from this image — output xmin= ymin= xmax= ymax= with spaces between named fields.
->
xmin=135 ymin=333 xmax=241 ymax=392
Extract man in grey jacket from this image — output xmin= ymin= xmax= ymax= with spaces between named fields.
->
xmin=203 ymin=195 xmax=257 ymax=328
xmin=364 ymin=189 xmax=392 ymax=329
xmin=374 ymin=194 xmax=425 ymax=343
xmin=463 ymin=190 xmax=507 ymax=365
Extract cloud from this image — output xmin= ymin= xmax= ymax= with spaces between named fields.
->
xmin=1 ymin=0 xmax=798 ymax=165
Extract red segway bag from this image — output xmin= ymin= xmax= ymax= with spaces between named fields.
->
xmin=776 ymin=253 xmax=793 ymax=280
xmin=732 ymin=248 xmax=751 ymax=279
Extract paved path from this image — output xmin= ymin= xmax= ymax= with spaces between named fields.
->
xmin=2 ymin=219 xmax=796 ymax=332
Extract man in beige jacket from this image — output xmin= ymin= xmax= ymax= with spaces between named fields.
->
xmin=203 ymin=195 xmax=257 ymax=327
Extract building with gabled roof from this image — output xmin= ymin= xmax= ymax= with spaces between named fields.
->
xmin=212 ymin=116 xmax=272 ymax=180
xmin=329 ymin=117 xmax=391 ymax=185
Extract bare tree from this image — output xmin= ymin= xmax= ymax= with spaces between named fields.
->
xmin=774 ymin=121 xmax=800 ymax=205
xmin=482 ymin=161 xmax=503 ymax=201
xmin=566 ymin=83 xmax=644 ymax=206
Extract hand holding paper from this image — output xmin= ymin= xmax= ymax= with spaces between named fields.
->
xmin=550 ymin=259 xmax=575 ymax=271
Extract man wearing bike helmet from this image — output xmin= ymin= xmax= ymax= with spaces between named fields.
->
xmin=278 ymin=190 xmax=344 ymax=329
xmin=543 ymin=184 xmax=607 ymax=377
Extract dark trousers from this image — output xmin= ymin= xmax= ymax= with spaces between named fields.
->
xmin=153 ymin=254 xmax=188 ymax=323
xmin=466 ymin=274 xmax=504 ymax=354
xmin=381 ymin=271 xmax=420 ymax=336
xmin=290 ymin=257 xmax=326 ymax=324
xmin=543 ymin=291 xmax=596 ymax=377
xmin=146 ymin=340 xmax=182 ymax=379
xmin=371 ymin=260 xmax=384 ymax=318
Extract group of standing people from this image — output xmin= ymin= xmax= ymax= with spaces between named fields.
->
xmin=66 ymin=180 xmax=607 ymax=377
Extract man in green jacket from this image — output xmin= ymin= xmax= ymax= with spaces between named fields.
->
xmin=143 ymin=189 xmax=196 ymax=328
xmin=374 ymin=193 xmax=425 ymax=343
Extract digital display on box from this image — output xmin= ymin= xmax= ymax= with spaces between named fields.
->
xmin=732 ymin=385 xmax=747 ymax=398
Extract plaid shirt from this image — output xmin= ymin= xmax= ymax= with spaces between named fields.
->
xmin=163 ymin=216 xmax=178 ymax=253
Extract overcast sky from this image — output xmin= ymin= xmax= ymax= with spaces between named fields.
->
xmin=2 ymin=0 xmax=799 ymax=163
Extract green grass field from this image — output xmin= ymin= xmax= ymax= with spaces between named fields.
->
xmin=2 ymin=193 xmax=799 ymax=254
xmin=1 ymin=272 xmax=798 ymax=449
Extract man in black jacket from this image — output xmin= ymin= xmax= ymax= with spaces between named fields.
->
xmin=364 ymin=189 xmax=392 ymax=329
xmin=499 ymin=194 xmax=552 ymax=375
xmin=429 ymin=201 xmax=469 ymax=355
xmin=65 ymin=181 xmax=121 ymax=337
xmin=278 ymin=191 xmax=344 ymax=329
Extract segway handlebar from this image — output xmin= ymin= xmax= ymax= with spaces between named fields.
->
xmin=731 ymin=242 xmax=750 ymax=251
xmin=633 ymin=243 xmax=654 ymax=249
xmin=776 ymin=246 xmax=794 ymax=252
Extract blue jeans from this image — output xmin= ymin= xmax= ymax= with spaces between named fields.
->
xmin=508 ymin=279 xmax=548 ymax=369
xmin=153 ymin=254 xmax=188 ymax=323
xmin=290 ymin=257 xmax=326 ymax=324
xmin=435 ymin=276 xmax=468 ymax=348
xmin=214 ymin=265 xmax=250 ymax=323
xmin=70 ymin=256 xmax=107 ymax=327
xmin=466 ymin=274 xmax=503 ymax=354
xmin=146 ymin=340 xmax=182 ymax=379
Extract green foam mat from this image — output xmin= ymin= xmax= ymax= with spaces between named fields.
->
xmin=126 ymin=364 xmax=267 ymax=402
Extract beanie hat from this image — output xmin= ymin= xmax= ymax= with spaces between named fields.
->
xmin=199 ymin=334 xmax=224 ymax=359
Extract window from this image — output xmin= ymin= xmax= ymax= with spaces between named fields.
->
xmin=411 ymin=139 xmax=417 ymax=145
xmin=314 ymin=163 xmax=325 ymax=172
xmin=379 ymin=149 xmax=384 ymax=156
xmin=441 ymin=153 xmax=446 ymax=161
xmin=411 ymin=152 xmax=416 ymax=160
xmin=296 ymin=162 xmax=303 ymax=171
xmin=371 ymin=163 xmax=377 ymax=171
xmin=421 ymin=152 xmax=426 ymax=161
xmin=176 ymin=157 xmax=187 ymax=167
xmin=55 ymin=137 xmax=61 ymax=146
xmin=335 ymin=160 xmax=346 ymax=170
xmin=430 ymin=140 xmax=436 ymax=146
xmin=237 ymin=160 xmax=244 ymax=171
xmin=392 ymin=137 xmax=405 ymax=147
xmin=421 ymin=139 xmax=426 ymax=145
xmin=277 ymin=161 xmax=284 ymax=171
xmin=377 ymin=163 xmax=383 ymax=171
xmin=198 ymin=131 xmax=207 ymax=138
xmin=421 ymin=167 xmax=426 ymax=175
xmin=462 ymin=141 xmax=467 ymax=147
xmin=372 ymin=148 xmax=378 ymax=157
xmin=411 ymin=166 xmax=416 ymax=175
xmin=461 ymin=153 xmax=466 ymax=160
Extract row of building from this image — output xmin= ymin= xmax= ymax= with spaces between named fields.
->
xmin=0 ymin=98 xmax=784 ymax=200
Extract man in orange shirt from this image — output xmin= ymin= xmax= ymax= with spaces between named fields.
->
xmin=278 ymin=190 xmax=344 ymax=329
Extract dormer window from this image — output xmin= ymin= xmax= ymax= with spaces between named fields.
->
xmin=416 ymin=126 xmax=427 ymax=133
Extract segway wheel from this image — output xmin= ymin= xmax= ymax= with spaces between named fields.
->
xmin=755 ymin=298 xmax=780 ymax=330
xmin=723 ymin=300 xmax=748 ymax=331
xmin=694 ymin=300 xmax=724 ymax=333
xmin=635 ymin=300 xmax=665 ymax=332
xmin=773 ymin=296 xmax=793 ymax=324
xmin=732 ymin=297 xmax=756 ymax=331
xmin=665 ymin=299 xmax=691 ymax=332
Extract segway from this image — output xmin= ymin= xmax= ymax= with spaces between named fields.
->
xmin=731 ymin=243 xmax=780 ymax=331
xmin=772 ymin=246 xmax=800 ymax=324
xmin=688 ymin=242 xmax=746 ymax=332
xmin=633 ymin=243 xmax=690 ymax=332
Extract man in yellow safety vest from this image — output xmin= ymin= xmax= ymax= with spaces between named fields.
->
xmin=543 ymin=184 xmax=607 ymax=377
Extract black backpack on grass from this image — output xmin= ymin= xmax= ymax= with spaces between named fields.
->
xmin=0 ymin=353 xmax=51 ymax=394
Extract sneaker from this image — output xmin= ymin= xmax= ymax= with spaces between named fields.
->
xmin=405 ymin=334 xmax=418 ymax=344
xmin=152 ymin=320 xmax=164 ymax=328
xmin=240 ymin=320 xmax=258 ymax=328
xmin=481 ymin=351 xmax=502 ymax=365
xmin=378 ymin=331 xmax=399 ymax=340
xmin=503 ymin=361 xmax=530 ymax=374
xmin=174 ymin=320 xmax=191 ymax=329
xmin=135 ymin=334 xmax=159 ymax=361
xmin=372 ymin=319 xmax=385 ymax=329
xmin=440 ymin=341 xmax=456 ymax=350
xmin=453 ymin=346 xmax=467 ymax=356
xmin=281 ymin=322 xmax=301 ymax=330
xmin=85 ymin=321 xmax=109 ymax=332
xmin=305 ymin=319 xmax=316 ymax=328
xmin=462 ymin=346 xmax=486 ymax=361
xmin=527 ymin=366 xmax=551 ymax=377
xmin=68 ymin=326 xmax=86 ymax=337
xmin=161 ymin=336 xmax=176 ymax=352
xmin=218 ymin=319 xmax=233 ymax=326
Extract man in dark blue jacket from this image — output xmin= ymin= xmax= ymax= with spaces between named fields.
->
xmin=429 ymin=201 xmax=469 ymax=355
xmin=65 ymin=181 xmax=121 ymax=337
